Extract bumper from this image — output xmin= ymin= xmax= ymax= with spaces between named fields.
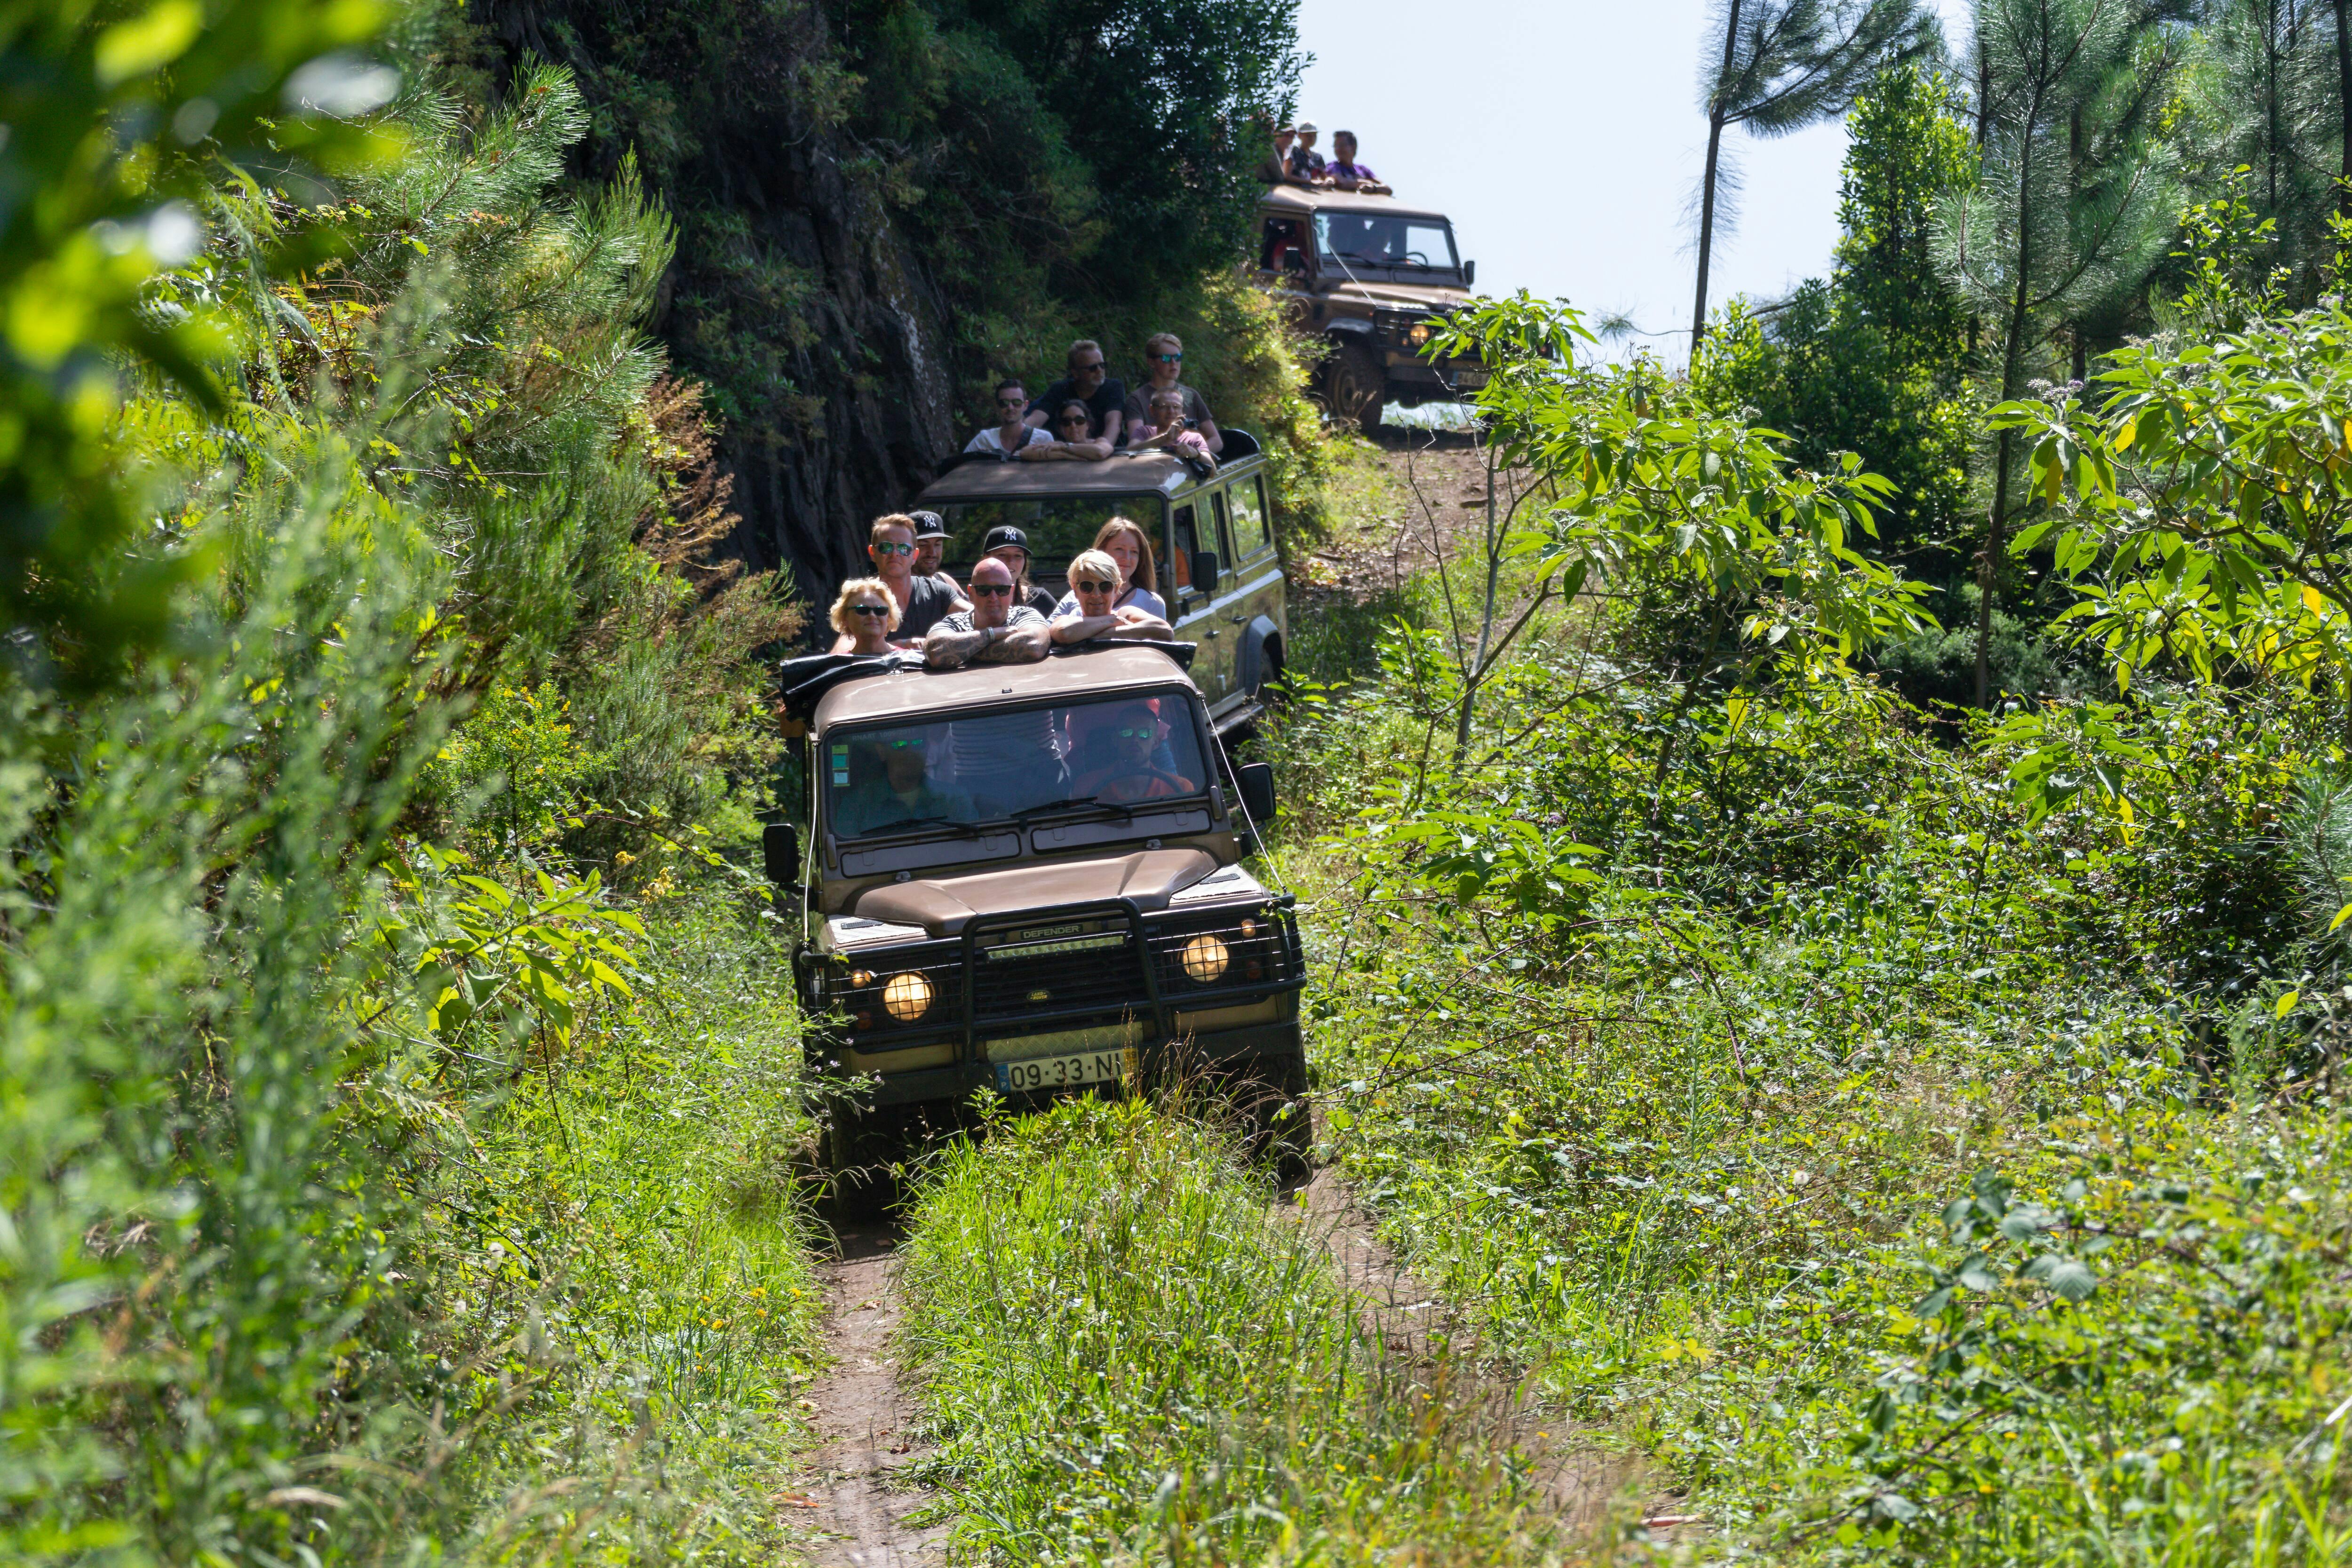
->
xmin=822 ymin=1019 xmax=1305 ymax=1111
xmin=1383 ymin=354 xmax=1485 ymax=397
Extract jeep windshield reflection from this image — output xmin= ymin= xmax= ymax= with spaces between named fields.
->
xmin=938 ymin=496 xmax=1155 ymax=571
xmin=1314 ymin=211 xmax=1462 ymax=278
xmin=822 ymin=690 xmax=1209 ymax=840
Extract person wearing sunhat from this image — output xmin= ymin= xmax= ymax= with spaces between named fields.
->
xmin=979 ymin=524 xmax=1060 ymax=617
xmin=1287 ymin=120 xmax=1327 ymax=182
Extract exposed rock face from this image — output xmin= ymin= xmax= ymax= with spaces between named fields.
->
xmin=476 ymin=1 xmax=957 ymax=615
xmin=707 ymin=146 xmax=957 ymax=600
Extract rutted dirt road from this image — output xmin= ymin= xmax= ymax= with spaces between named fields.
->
xmin=800 ymin=1225 xmax=945 ymax=1568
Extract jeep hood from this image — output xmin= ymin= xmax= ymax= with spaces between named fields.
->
xmin=1326 ymin=279 xmax=1470 ymax=311
xmin=851 ymin=847 xmax=1220 ymax=937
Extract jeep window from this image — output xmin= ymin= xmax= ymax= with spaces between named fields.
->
xmin=940 ymin=497 xmax=1160 ymax=577
xmin=1169 ymin=502 xmax=1202 ymax=597
xmin=1229 ymin=475 xmax=1272 ymax=559
xmin=823 ymin=692 xmax=1211 ymax=840
xmin=1314 ymin=212 xmax=1460 ymax=274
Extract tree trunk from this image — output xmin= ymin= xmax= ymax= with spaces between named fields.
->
xmin=2336 ymin=0 xmax=2352 ymax=218
xmin=1692 ymin=110 xmax=1730 ymax=355
xmin=1978 ymin=426 xmax=2012 ymax=708
xmin=2269 ymin=0 xmax=2283 ymax=214
xmin=1980 ymin=97 xmax=2041 ymax=709
xmin=1692 ymin=0 xmax=1744 ymax=356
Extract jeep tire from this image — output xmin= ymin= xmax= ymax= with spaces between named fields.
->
xmin=1325 ymin=342 xmax=1385 ymax=437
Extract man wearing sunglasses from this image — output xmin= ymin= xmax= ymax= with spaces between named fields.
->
xmin=831 ymin=514 xmax=966 ymax=652
xmin=1069 ymin=701 xmax=1196 ymax=803
xmin=834 ymin=729 xmax=975 ymax=837
xmin=963 ymin=379 xmax=1052 ymax=459
xmin=1022 ymin=339 xmax=1126 ymax=447
xmin=978 ymin=524 xmax=1060 ymax=616
xmin=922 ymin=556 xmax=1052 ymax=670
xmin=1121 ymin=332 xmax=1221 ymax=456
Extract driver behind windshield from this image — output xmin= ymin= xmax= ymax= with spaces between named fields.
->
xmin=834 ymin=730 xmax=975 ymax=837
xmin=1069 ymin=702 xmax=1197 ymax=804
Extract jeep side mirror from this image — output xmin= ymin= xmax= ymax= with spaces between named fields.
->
xmin=762 ymin=821 xmax=802 ymax=890
xmin=1463 ymin=258 xmax=1476 ymax=286
xmin=1189 ymin=550 xmax=1220 ymax=596
xmin=1235 ymin=762 xmax=1277 ymax=824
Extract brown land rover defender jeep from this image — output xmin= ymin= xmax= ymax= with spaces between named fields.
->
xmin=766 ymin=642 xmax=1308 ymax=1196
xmin=1255 ymin=183 xmax=1487 ymax=434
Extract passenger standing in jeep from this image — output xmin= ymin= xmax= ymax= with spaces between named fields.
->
xmin=1121 ymin=333 xmax=1221 ymax=456
xmin=964 ymin=380 xmax=1051 ymax=458
xmin=1022 ymin=340 xmax=1126 ymax=446
xmin=829 ymin=515 xmax=965 ymax=652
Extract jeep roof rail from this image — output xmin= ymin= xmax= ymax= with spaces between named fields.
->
xmin=778 ymin=640 xmax=1199 ymax=725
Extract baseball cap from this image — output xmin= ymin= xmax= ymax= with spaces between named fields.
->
xmin=980 ymin=525 xmax=1030 ymax=554
xmin=908 ymin=510 xmax=947 ymax=538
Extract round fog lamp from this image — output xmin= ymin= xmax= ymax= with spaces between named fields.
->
xmin=882 ymin=971 xmax=934 ymax=1022
xmin=1180 ymin=933 xmax=1231 ymax=984
xmin=1406 ymin=321 xmax=1431 ymax=348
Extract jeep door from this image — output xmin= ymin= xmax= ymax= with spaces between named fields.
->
xmin=1165 ymin=492 xmax=1234 ymax=707
xmin=1220 ymin=470 xmax=1287 ymax=702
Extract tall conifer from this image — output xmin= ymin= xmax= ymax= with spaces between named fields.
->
xmin=1936 ymin=0 xmax=2185 ymax=705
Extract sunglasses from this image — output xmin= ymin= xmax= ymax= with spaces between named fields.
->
xmin=1072 ymin=360 xmax=1105 ymax=374
xmin=996 ymin=394 xmax=1026 ymax=406
xmin=883 ymin=738 xmax=925 ymax=751
xmin=873 ymin=540 xmax=914 ymax=556
xmin=849 ymin=603 xmax=890 ymax=618
xmin=1057 ymin=415 xmax=1089 ymax=427
xmin=1112 ymin=725 xmax=1154 ymax=740
xmin=1152 ymin=352 xmax=1182 ymax=364
xmin=1075 ymin=580 xmax=1117 ymax=592
xmin=971 ymin=583 xmax=1013 ymax=597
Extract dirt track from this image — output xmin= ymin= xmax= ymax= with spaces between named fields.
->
xmin=800 ymin=1225 xmax=944 ymax=1568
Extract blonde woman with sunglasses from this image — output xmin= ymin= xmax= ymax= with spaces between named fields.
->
xmin=828 ymin=577 xmax=899 ymax=657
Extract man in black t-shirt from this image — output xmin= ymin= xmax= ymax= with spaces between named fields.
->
xmin=829 ymin=514 xmax=965 ymax=651
xmin=1024 ymin=338 xmax=1127 ymax=446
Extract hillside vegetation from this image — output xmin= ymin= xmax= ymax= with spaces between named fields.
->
xmin=31 ymin=0 xmax=2352 ymax=1562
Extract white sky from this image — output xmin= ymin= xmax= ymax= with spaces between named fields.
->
xmin=1291 ymin=0 xmax=1972 ymax=365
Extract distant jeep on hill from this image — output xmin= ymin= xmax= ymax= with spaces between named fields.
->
xmin=1254 ymin=183 xmax=1486 ymax=434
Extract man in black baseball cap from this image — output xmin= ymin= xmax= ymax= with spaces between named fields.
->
xmin=909 ymin=510 xmax=954 ymax=590
xmin=980 ymin=524 xmax=1058 ymax=616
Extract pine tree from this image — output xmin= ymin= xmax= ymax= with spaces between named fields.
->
xmin=1690 ymin=0 xmax=1939 ymax=354
xmin=1937 ymin=0 xmax=2186 ymax=705
xmin=2208 ymin=0 xmax=2336 ymax=287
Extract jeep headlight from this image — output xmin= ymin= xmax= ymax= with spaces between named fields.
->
xmin=882 ymin=971 xmax=934 ymax=1022
xmin=1405 ymin=321 xmax=1431 ymax=349
xmin=1180 ymin=934 xmax=1231 ymax=984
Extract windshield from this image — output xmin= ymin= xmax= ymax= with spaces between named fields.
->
xmin=1314 ymin=212 xmax=1460 ymax=273
xmin=822 ymin=690 xmax=1210 ymax=839
xmin=941 ymin=497 xmax=1163 ymax=579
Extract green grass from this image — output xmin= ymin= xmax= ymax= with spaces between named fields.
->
xmin=1271 ymin=628 xmax=2352 ymax=1564
xmin=894 ymin=1095 xmax=1565 ymax=1565
xmin=417 ymin=872 xmax=829 ymax=1561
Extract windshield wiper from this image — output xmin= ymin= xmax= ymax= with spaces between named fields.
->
xmin=1011 ymin=796 xmax=1136 ymax=822
xmin=848 ymin=815 xmax=990 ymax=840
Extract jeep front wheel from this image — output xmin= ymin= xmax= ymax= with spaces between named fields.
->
xmin=1324 ymin=342 xmax=1385 ymax=437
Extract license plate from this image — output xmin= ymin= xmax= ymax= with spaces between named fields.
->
xmin=1451 ymin=368 xmax=1488 ymax=389
xmin=995 ymin=1050 xmax=1124 ymax=1093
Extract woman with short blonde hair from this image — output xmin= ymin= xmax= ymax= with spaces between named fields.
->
xmin=829 ymin=576 xmax=900 ymax=656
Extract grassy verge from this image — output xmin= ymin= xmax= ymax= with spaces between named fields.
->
xmin=1270 ymin=619 xmax=2352 ymax=1563
xmin=895 ymin=1096 xmax=1562 ymax=1565
xmin=417 ymin=871 xmax=827 ymax=1561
